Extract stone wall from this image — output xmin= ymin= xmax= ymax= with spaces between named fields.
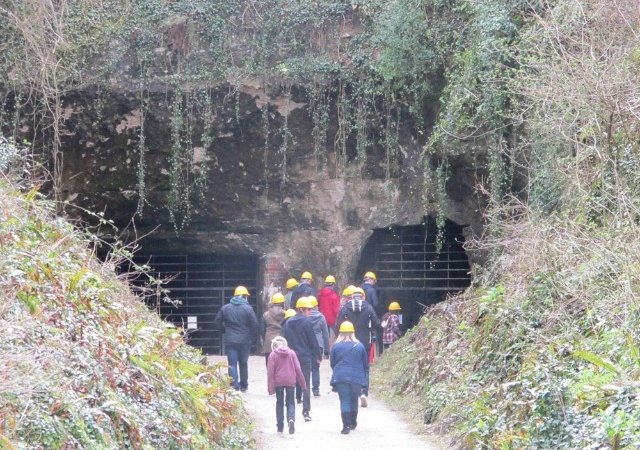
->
xmin=21 ymin=80 xmax=485 ymax=292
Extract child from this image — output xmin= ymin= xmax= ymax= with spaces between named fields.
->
xmin=267 ymin=336 xmax=306 ymax=434
xmin=381 ymin=301 xmax=402 ymax=349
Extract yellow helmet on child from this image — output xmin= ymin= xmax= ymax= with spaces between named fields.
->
xmin=234 ymin=286 xmax=249 ymax=296
xmin=286 ymin=278 xmax=298 ymax=289
xmin=339 ymin=321 xmax=355 ymax=333
xmin=284 ymin=309 xmax=297 ymax=319
xmin=300 ymin=271 xmax=313 ymax=280
xmin=308 ymin=296 xmax=318 ymax=307
xmin=271 ymin=293 xmax=285 ymax=304
xmin=324 ymin=275 xmax=336 ymax=284
xmin=364 ymin=271 xmax=377 ymax=281
xmin=389 ymin=301 xmax=401 ymax=311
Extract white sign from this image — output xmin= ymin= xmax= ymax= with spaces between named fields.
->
xmin=187 ymin=316 xmax=198 ymax=330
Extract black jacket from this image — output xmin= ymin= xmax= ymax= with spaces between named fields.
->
xmin=336 ymin=299 xmax=381 ymax=346
xmin=214 ymin=296 xmax=259 ymax=346
xmin=291 ymin=282 xmax=317 ymax=306
xmin=361 ymin=282 xmax=379 ymax=310
xmin=283 ymin=314 xmax=321 ymax=362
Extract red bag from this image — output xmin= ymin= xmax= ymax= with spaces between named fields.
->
xmin=369 ymin=343 xmax=375 ymax=364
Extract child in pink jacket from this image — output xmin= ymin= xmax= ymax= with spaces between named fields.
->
xmin=267 ymin=336 xmax=307 ymax=434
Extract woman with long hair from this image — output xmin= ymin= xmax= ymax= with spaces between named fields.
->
xmin=329 ymin=321 xmax=369 ymax=434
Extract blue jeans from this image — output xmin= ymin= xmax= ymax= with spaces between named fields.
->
xmin=275 ymin=386 xmax=295 ymax=428
xmin=334 ymin=381 xmax=360 ymax=414
xmin=311 ymin=348 xmax=323 ymax=394
xmin=225 ymin=343 xmax=250 ymax=390
xmin=295 ymin=356 xmax=312 ymax=414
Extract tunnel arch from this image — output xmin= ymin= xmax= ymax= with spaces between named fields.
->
xmin=355 ymin=216 xmax=471 ymax=332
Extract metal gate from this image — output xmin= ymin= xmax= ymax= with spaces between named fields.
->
xmin=357 ymin=218 xmax=471 ymax=331
xmin=373 ymin=220 xmax=470 ymax=291
xmin=130 ymin=254 xmax=258 ymax=355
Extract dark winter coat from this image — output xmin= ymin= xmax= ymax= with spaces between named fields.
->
xmin=260 ymin=306 xmax=285 ymax=354
xmin=290 ymin=281 xmax=317 ymax=306
xmin=282 ymin=314 xmax=321 ymax=362
xmin=267 ymin=346 xmax=307 ymax=394
xmin=361 ymin=282 xmax=379 ymax=310
xmin=214 ymin=296 xmax=259 ymax=346
xmin=330 ymin=340 xmax=369 ymax=388
xmin=317 ymin=286 xmax=340 ymax=327
xmin=336 ymin=299 xmax=381 ymax=346
xmin=308 ymin=309 xmax=330 ymax=353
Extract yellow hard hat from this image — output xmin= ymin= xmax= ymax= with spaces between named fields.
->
xmin=339 ymin=321 xmax=355 ymax=333
xmin=286 ymin=278 xmax=298 ymax=289
xmin=284 ymin=309 xmax=297 ymax=319
xmin=389 ymin=301 xmax=401 ymax=311
xmin=308 ymin=296 xmax=318 ymax=307
xmin=272 ymin=293 xmax=286 ymax=304
xmin=300 ymin=271 xmax=313 ymax=280
xmin=234 ymin=286 xmax=250 ymax=296
xmin=342 ymin=285 xmax=356 ymax=296
xmin=324 ymin=275 xmax=336 ymax=284
xmin=296 ymin=297 xmax=312 ymax=309
xmin=364 ymin=271 xmax=377 ymax=281
xmin=352 ymin=287 xmax=365 ymax=296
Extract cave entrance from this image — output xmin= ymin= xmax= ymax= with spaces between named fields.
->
xmin=129 ymin=253 xmax=259 ymax=355
xmin=356 ymin=217 xmax=471 ymax=333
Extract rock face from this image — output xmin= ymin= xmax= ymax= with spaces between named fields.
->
xmin=40 ymin=80 xmax=484 ymax=288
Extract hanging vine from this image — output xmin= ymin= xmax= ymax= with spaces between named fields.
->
xmin=136 ymin=81 xmax=148 ymax=217
xmin=309 ymin=82 xmax=330 ymax=174
xmin=262 ymin=101 xmax=270 ymax=197
xmin=279 ymin=83 xmax=293 ymax=193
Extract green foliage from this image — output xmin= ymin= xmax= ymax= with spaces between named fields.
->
xmin=0 ymin=155 xmax=253 ymax=449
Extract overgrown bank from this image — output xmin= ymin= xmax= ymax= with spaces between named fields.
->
xmin=375 ymin=209 xmax=640 ymax=448
xmin=0 ymin=143 xmax=253 ymax=449
xmin=374 ymin=0 xmax=640 ymax=447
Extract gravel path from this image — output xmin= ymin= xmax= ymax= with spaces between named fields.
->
xmin=209 ymin=355 xmax=445 ymax=450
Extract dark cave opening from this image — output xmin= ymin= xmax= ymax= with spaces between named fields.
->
xmin=125 ymin=252 xmax=259 ymax=355
xmin=356 ymin=217 xmax=471 ymax=335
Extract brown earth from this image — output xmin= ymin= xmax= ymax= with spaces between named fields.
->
xmin=209 ymin=355 xmax=447 ymax=450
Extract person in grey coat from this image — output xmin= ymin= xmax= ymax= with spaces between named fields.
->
xmin=308 ymin=296 xmax=330 ymax=397
xmin=214 ymin=285 xmax=259 ymax=392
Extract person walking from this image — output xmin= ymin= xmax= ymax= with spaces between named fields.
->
xmin=282 ymin=297 xmax=321 ymax=422
xmin=340 ymin=285 xmax=356 ymax=308
xmin=267 ymin=336 xmax=307 ymax=435
xmin=318 ymin=275 xmax=341 ymax=343
xmin=336 ymin=287 xmax=380 ymax=407
xmin=381 ymin=301 xmax=403 ymax=349
xmin=307 ymin=295 xmax=330 ymax=397
xmin=261 ymin=292 xmax=286 ymax=365
xmin=282 ymin=308 xmax=297 ymax=329
xmin=361 ymin=271 xmax=382 ymax=356
xmin=291 ymin=271 xmax=317 ymax=305
xmin=361 ymin=271 xmax=379 ymax=312
xmin=284 ymin=278 xmax=298 ymax=310
xmin=214 ymin=285 xmax=259 ymax=392
xmin=330 ymin=321 xmax=369 ymax=435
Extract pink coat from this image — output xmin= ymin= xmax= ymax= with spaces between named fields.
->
xmin=267 ymin=346 xmax=307 ymax=395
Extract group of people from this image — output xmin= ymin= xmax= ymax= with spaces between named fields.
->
xmin=214 ymin=271 xmax=404 ymax=435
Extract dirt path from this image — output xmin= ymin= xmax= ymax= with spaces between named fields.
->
xmin=209 ymin=355 xmax=445 ymax=450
